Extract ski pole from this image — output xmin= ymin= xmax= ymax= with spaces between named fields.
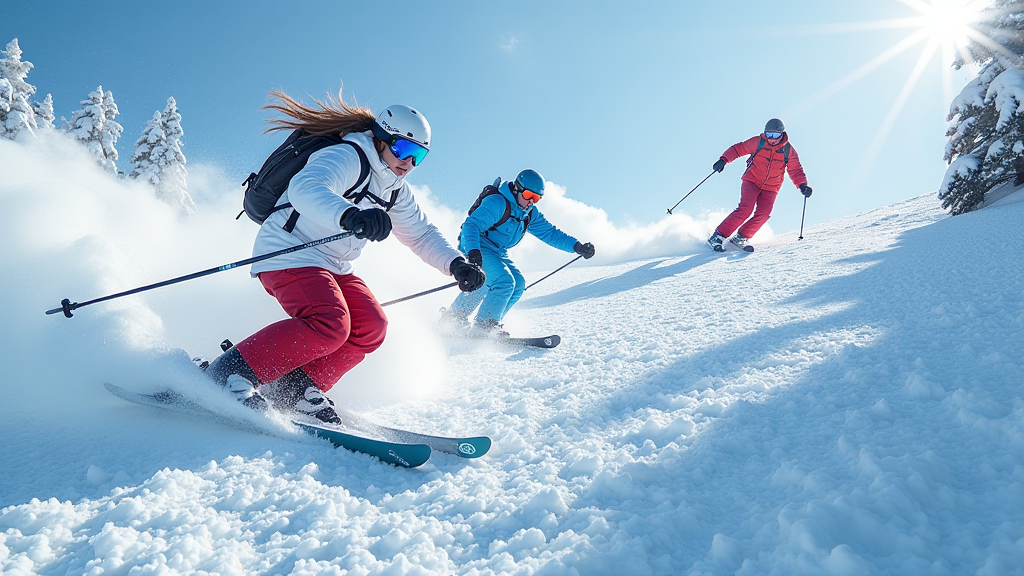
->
xmin=666 ymin=170 xmax=716 ymax=215
xmin=45 ymin=231 xmax=356 ymax=318
xmin=526 ymin=254 xmax=584 ymax=290
xmin=798 ymin=196 xmax=808 ymax=240
xmin=382 ymin=253 xmax=586 ymax=307
xmin=379 ymin=281 xmax=458 ymax=307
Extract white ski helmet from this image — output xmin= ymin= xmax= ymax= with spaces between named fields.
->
xmin=373 ymin=105 xmax=431 ymax=149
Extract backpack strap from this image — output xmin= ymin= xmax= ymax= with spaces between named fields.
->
xmin=280 ymin=140 xmax=373 ymax=233
xmin=745 ymin=137 xmax=791 ymax=168
xmin=466 ymin=179 xmax=531 ymax=240
xmin=488 ymin=195 xmax=513 ymax=233
xmin=340 ymin=141 xmax=399 ymax=212
xmin=488 ymin=192 xmax=534 ymax=245
xmin=467 ymin=182 xmax=511 ymax=233
xmin=746 ymin=137 xmax=766 ymax=168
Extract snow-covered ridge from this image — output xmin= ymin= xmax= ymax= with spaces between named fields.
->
xmin=1 ymin=139 xmax=1023 ymax=574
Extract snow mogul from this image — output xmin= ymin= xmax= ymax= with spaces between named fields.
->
xmin=203 ymin=91 xmax=485 ymax=423
xmin=707 ymin=118 xmax=813 ymax=252
xmin=439 ymin=169 xmax=595 ymax=338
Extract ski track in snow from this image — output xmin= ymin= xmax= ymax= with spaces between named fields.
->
xmin=3 ymin=194 xmax=1024 ymax=575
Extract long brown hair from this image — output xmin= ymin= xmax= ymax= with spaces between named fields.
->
xmin=263 ymin=88 xmax=377 ymax=137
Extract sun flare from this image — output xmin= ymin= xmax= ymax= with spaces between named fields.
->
xmin=909 ymin=0 xmax=986 ymax=48
xmin=784 ymin=0 xmax=996 ymax=189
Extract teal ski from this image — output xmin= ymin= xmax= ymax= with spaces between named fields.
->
xmin=330 ymin=408 xmax=491 ymax=459
xmin=104 ymin=383 xmax=431 ymax=468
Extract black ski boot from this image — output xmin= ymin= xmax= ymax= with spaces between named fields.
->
xmin=203 ymin=346 xmax=270 ymax=413
xmin=707 ymin=231 xmax=726 ymax=252
xmin=729 ymin=234 xmax=754 ymax=252
xmin=271 ymin=368 xmax=342 ymax=425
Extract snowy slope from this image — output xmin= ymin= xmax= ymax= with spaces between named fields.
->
xmin=2 ymin=136 xmax=1023 ymax=575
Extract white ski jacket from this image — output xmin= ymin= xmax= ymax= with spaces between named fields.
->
xmin=250 ymin=131 xmax=462 ymax=278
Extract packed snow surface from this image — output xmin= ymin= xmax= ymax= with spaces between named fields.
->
xmin=1 ymin=136 xmax=1023 ymax=575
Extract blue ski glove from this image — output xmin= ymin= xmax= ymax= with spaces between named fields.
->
xmin=800 ymin=184 xmax=813 ymax=198
xmin=713 ymin=158 xmax=726 ymax=173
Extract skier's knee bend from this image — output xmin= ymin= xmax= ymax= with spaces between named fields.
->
xmin=352 ymin=314 xmax=388 ymax=354
xmin=488 ymin=269 xmax=516 ymax=296
xmin=508 ymin=282 xmax=525 ymax=307
xmin=304 ymin=304 xmax=353 ymax=349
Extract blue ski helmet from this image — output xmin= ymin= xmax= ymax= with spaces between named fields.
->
xmin=514 ymin=169 xmax=545 ymax=196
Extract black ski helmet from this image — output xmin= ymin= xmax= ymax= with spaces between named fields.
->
xmin=764 ymin=118 xmax=786 ymax=134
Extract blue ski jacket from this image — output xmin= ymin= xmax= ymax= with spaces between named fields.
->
xmin=459 ymin=181 xmax=578 ymax=256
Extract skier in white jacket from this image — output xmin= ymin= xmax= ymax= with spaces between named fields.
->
xmin=204 ymin=90 xmax=486 ymax=423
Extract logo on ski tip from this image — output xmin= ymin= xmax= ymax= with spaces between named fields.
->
xmin=457 ymin=442 xmax=477 ymax=455
xmin=543 ymin=338 xmax=553 ymax=347
xmin=388 ymin=450 xmax=410 ymax=467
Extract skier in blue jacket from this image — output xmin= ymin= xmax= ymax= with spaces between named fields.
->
xmin=442 ymin=169 xmax=596 ymax=338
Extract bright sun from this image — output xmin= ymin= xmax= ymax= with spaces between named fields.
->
xmin=783 ymin=0 xmax=996 ymax=186
xmin=911 ymin=0 xmax=987 ymax=48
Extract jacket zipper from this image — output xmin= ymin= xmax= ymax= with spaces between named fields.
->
xmin=759 ymin=147 xmax=775 ymax=189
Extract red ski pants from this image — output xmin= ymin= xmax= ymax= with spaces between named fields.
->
xmin=716 ymin=180 xmax=778 ymax=239
xmin=235 ymin=267 xmax=388 ymax=392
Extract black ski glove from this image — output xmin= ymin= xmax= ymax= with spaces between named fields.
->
xmin=800 ymin=184 xmax=813 ymax=198
xmin=340 ymin=207 xmax=393 ymax=242
xmin=573 ymin=241 xmax=596 ymax=259
xmin=450 ymin=257 xmax=486 ymax=292
xmin=466 ymin=249 xmax=483 ymax=267
xmin=713 ymin=158 xmax=726 ymax=173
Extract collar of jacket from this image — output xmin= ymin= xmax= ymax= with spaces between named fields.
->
xmin=499 ymin=181 xmax=534 ymax=218
xmin=762 ymin=132 xmax=790 ymax=150
xmin=343 ymin=130 xmax=404 ymax=190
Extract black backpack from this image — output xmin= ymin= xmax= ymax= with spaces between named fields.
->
xmin=241 ymin=130 xmax=392 ymax=233
xmin=467 ymin=178 xmax=533 ymax=234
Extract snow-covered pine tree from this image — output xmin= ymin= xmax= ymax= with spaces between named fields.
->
xmin=941 ymin=63 xmax=1004 ymax=214
xmin=33 ymin=93 xmax=54 ymax=130
xmin=62 ymin=86 xmax=123 ymax=173
xmin=129 ymin=97 xmax=195 ymax=214
xmin=100 ymin=89 xmax=123 ymax=173
xmin=130 ymin=110 xmax=164 ymax=179
xmin=0 ymin=38 xmax=38 ymax=139
xmin=940 ymin=1 xmax=1024 ymax=214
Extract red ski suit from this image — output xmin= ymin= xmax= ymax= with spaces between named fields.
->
xmin=715 ymin=133 xmax=809 ymax=239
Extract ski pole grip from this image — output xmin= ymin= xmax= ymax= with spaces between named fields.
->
xmin=45 ymin=298 xmax=76 ymax=317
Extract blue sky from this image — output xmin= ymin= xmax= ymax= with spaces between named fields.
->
xmin=4 ymin=1 xmax=976 ymax=235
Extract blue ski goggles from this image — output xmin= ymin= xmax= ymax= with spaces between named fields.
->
xmin=388 ymin=137 xmax=429 ymax=166
xmin=764 ymin=131 xmax=783 ymax=139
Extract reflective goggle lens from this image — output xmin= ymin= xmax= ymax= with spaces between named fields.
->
xmin=389 ymin=137 xmax=429 ymax=166
xmin=764 ymin=131 xmax=783 ymax=139
xmin=521 ymin=189 xmax=542 ymax=203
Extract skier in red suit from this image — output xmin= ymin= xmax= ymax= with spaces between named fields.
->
xmin=707 ymin=118 xmax=812 ymax=252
